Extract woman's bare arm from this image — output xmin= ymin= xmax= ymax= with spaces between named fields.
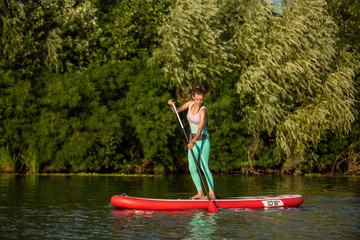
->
xmin=168 ymin=99 xmax=193 ymax=113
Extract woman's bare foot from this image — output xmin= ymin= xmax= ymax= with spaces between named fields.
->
xmin=190 ymin=190 xmax=205 ymax=199
xmin=191 ymin=190 xmax=216 ymax=199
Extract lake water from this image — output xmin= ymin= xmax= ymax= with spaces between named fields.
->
xmin=0 ymin=174 xmax=359 ymax=239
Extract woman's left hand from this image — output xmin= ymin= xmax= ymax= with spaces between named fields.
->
xmin=187 ymin=142 xmax=195 ymax=149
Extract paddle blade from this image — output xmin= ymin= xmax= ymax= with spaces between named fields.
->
xmin=208 ymin=201 xmax=218 ymax=212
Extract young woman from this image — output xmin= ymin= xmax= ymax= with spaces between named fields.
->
xmin=168 ymin=86 xmax=215 ymax=199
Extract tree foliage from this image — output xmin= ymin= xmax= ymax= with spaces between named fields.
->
xmin=0 ymin=0 xmax=100 ymax=76
xmin=323 ymin=0 xmax=360 ymax=174
xmin=0 ymin=0 xmax=358 ymax=174
xmin=0 ymin=0 xmax=24 ymax=60
xmin=96 ymin=0 xmax=169 ymax=61
xmin=229 ymin=0 xmax=356 ymax=172
xmin=151 ymin=0 xmax=233 ymax=92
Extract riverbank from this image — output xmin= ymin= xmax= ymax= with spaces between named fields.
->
xmin=1 ymin=171 xmax=359 ymax=177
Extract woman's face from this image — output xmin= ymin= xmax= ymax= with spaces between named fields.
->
xmin=192 ymin=93 xmax=204 ymax=107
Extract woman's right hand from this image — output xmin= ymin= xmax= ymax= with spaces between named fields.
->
xmin=168 ymin=99 xmax=175 ymax=106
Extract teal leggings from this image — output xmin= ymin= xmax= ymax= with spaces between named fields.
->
xmin=188 ymin=139 xmax=214 ymax=191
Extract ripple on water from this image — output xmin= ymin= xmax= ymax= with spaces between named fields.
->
xmin=1 ymin=174 xmax=359 ymax=239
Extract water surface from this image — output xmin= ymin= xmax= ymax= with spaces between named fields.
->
xmin=0 ymin=174 xmax=359 ymax=239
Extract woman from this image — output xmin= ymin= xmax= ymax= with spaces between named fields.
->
xmin=168 ymin=86 xmax=215 ymax=199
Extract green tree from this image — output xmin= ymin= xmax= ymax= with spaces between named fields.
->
xmin=151 ymin=0 xmax=233 ymax=92
xmin=0 ymin=0 xmax=24 ymax=61
xmin=124 ymin=56 xmax=182 ymax=174
xmin=4 ymin=0 xmax=63 ymax=76
xmin=232 ymin=0 xmax=356 ymax=172
xmin=327 ymin=0 xmax=360 ymax=56
xmin=0 ymin=61 xmax=37 ymax=172
xmin=1 ymin=0 xmax=99 ymax=76
xmin=323 ymin=0 xmax=360 ymax=174
xmin=96 ymin=0 xmax=169 ymax=61
xmin=53 ymin=0 xmax=100 ymax=71
xmin=34 ymin=69 xmax=125 ymax=172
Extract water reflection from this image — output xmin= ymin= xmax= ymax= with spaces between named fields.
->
xmin=109 ymin=207 xmax=306 ymax=239
xmin=110 ymin=209 xmax=219 ymax=239
xmin=185 ymin=212 xmax=217 ymax=239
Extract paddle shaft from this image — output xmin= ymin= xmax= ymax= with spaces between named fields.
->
xmin=172 ymin=104 xmax=212 ymax=202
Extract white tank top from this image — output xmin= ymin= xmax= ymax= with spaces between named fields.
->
xmin=187 ymin=103 xmax=209 ymax=135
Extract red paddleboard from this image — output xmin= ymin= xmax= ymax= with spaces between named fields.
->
xmin=111 ymin=194 xmax=303 ymax=210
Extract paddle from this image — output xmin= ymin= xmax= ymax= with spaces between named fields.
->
xmin=172 ymin=103 xmax=218 ymax=212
